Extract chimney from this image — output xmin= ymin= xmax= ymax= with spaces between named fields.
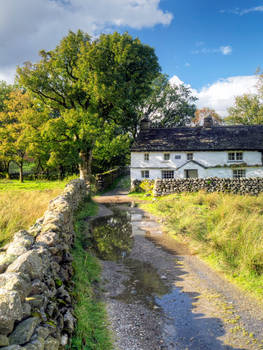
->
xmin=203 ymin=115 xmax=213 ymax=128
xmin=140 ymin=117 xmax=151 ymax=130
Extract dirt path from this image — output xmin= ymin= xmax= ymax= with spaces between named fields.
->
xmin=91 ymin=186 xmax=263 ymax=349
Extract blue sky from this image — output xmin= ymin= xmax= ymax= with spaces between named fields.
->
xmin=123 ymin=0 xmax=263 ymax=88
xmin=0 ymin=0 xmax=262 ymax=115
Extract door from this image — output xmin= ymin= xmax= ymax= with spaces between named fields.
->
xmin=185 ymin=169 xmax=198 ymax=178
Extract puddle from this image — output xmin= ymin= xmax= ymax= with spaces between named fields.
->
xmin=90 ymin=205 xmax=133 ymax=261
xmin=90 ymin=204 xmax=171 ymax=307
xmin=115 ymin=258 xmax=170 ymax=308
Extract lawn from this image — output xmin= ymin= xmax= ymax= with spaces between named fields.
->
xmin=139 ymin=191 xmax=263 ymax=299
xmin=0 ymin=178 xmax=75 ymax=246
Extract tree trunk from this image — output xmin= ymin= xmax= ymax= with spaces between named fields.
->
xmin=19 ymin=162 xmax=24 ymax=183
xmin=79 ymin=149 xmax=93 ymax=183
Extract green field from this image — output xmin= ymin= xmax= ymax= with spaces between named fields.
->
xmin=140 ymin=191 xmax=263 ymax=299
xmin=0 ymin=179 xmax=74 ymax=246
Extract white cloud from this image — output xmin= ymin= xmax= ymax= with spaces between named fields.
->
xmin=221 ymin=6 xmax=263 ymax=15
xmin=219 ymin=46 xmax=232 ymax=55
xmin=0 ymin=0 xmax=173 ymax=81
xmin=170 ymin=75 xmax=258 ymax=117
xmin=192 ymin=45 xmax=232 ymax=56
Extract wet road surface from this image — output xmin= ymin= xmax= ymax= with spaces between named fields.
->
xmin=89 ymin=203 xmax=263 ymax=350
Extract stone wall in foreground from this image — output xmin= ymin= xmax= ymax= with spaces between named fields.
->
xmin=153 ymin=177 xmax=263 ymax=197
xmin=0 ymin=179 xmax=87 ymax=349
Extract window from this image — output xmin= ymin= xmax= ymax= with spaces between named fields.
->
xmin=228 ymin=152 xmax=243 ymax=161
xmin=141 ymin=170 xmax=149 ymax=179
xmin=187 ymin=153 xmax=193 ymax=161
xmin=161 ymin=170 xmax=174 ymax=179
xmin=185 ymin=169 xmax=198 ymax=178
xmin=144 ymin=153 xmax=149 ymax=161
xmin=233 ymin=169 xmax=246 ymax=178
xmin=175 ymin=155 xmax=181 ymax=159
xmin=164 ymin=153 xmax=170 ymax=161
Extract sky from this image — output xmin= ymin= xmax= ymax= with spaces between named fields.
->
xmin=1 ymin=0 xmax=263 ymax=116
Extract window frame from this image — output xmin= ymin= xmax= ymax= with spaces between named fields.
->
xmin=163 ymin=153 xmax=170 ymax=161
xmin=144 ymin=153 xmax=149 ymax=161
xmin=228 ymin=152 xmax=243 ymax=162
xmin=161 ymin=170 xmax=174 ymax=179
xmin=233 ymin=169 xmax=246 ymax=178
xmin=175 ymin=155 xmax=181 ymax=160
xmin=187 ymin=153 xmax=193 ymax=161
xmin=141 ymin=170 xmax=149 ymax=179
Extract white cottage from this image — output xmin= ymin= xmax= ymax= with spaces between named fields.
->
xmin=130 ymin=116 xmax=263 ymax=181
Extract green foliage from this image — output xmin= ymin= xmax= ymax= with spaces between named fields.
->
xmin=133 ymin=73 xmax=197 ymax=134
xmin=0 ymin=81 xmax=15 ymax=112
xmin=226 ymin=94 xmax=263 ymax=125
xmin=18 ymin=30 xmax=160 ymax=180
xmin=71 ymin=199 xmax=113 ymax=349
xmin=139 ymin=180 xmax=154 ymax=193
xmin=142 ymin=192 xmax=263 ymax=298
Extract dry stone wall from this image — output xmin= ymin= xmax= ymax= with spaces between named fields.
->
xmin=0 ymin=179 xmax=87 ymax=349
xmin=153 ymin=177 xmax=263 ymax=196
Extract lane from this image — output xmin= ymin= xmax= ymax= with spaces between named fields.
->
xmin=90 ymin=201 xmax=263 ymax=350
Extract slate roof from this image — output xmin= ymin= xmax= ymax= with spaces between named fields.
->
xmin=131 ymin=125 xmax=263 ymax=152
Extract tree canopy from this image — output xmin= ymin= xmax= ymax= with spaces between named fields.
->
xmin=17 ymin=30 xmax=160 ymax=181
xmin=133 ymin=74 xmax=197 ymax=134
xmin=226 ymin=74 xmax=263 ymax=125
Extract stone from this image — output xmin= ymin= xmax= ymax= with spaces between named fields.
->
xmin=44 ymin=336 xmax=59 ymax=350
xmin=9 ymin=317 xmax=40 ymax=345
xmin=35 ymin=326 xmax=50 ymax=340
xmin=36 ymin=231 xmax=59 ymax=247
xmin=23 ymin=337 xmax=44 ymax=350
xmin=63 ymin=310 xmax=75 ymax=333
xmin=30 ymin=280 xmax=47 ymax=295
xmin=25 ymin=295 xmax=45 ymax=308
xmin=60 ymin=334 xmax=68 ymax=346
xmin=0 ymin=289 xmax=23 ymax=335
xmin=22 ymin=303 xmax=32 ymax=319
xmin=0 ymin=273 xmax=31 ymax=300
xmin=0 ymin=346 xmax=22 ymax=350
xmin=6 ymin=231 xmax=34 ymax=256
xmin=0 ymin=334 xmax=9 ymax=346
xmin=7 ymin=251 xmax=43 ymax=280
xmin=0 ymin=254 xmax=17 ymax=274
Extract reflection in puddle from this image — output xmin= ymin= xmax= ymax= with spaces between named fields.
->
xmin=90 ymin=206 xmax=133 ymax=261
xmin=90 ymin=204 xmax=170 ymax=307
xmin=115 ymin=259 xmax=170 ymax=307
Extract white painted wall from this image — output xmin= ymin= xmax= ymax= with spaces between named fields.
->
xmin=130 ymin=151 xmax=263 ymax=180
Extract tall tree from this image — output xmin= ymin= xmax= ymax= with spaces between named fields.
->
xmin=17 ymin=30 xmax=160 ymax=182
xmin=0 ymin=90 xmax=47 ymax=182
xmin=226 ymin=94 xmax=263 ymax=125
xmin=131 ymin=74 xmax=197 ymax=135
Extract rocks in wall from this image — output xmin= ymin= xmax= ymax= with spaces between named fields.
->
xmin=0 ymin=179 xmax=87 ymax=349
xmin=153 ymin=177 xmax=263 ymax=196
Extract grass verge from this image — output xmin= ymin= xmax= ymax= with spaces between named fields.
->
xmin=139 ymin=191 xmax=263 ymax=300
xmin=71 ymin=199 xmax=113 ymax=350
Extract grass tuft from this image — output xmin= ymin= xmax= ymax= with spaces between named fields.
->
xmin=141 ymin=191 xmax=263 ymax=299
xmin=71 ymin=199 xmax=113 ymax=350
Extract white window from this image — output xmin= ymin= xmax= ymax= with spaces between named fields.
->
xmin=144 ymin=153 xmax=149 ymax=161
xmin=233 ymin=169 xmax=246 ymax=178
xmin=161 ymin=170 xmax=174 ymax=179
xmin=187 ymin=153 xmax=193 ymax=161
xmin=164 ymin=153 xmax=170 ymax=161
xmin=175 ymin=155 xmax=181 ymax=159
xmin=141 ymin=170 xmax=149 ymax=179
xmin=228 ymin=152 xmax=243 ymax=161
